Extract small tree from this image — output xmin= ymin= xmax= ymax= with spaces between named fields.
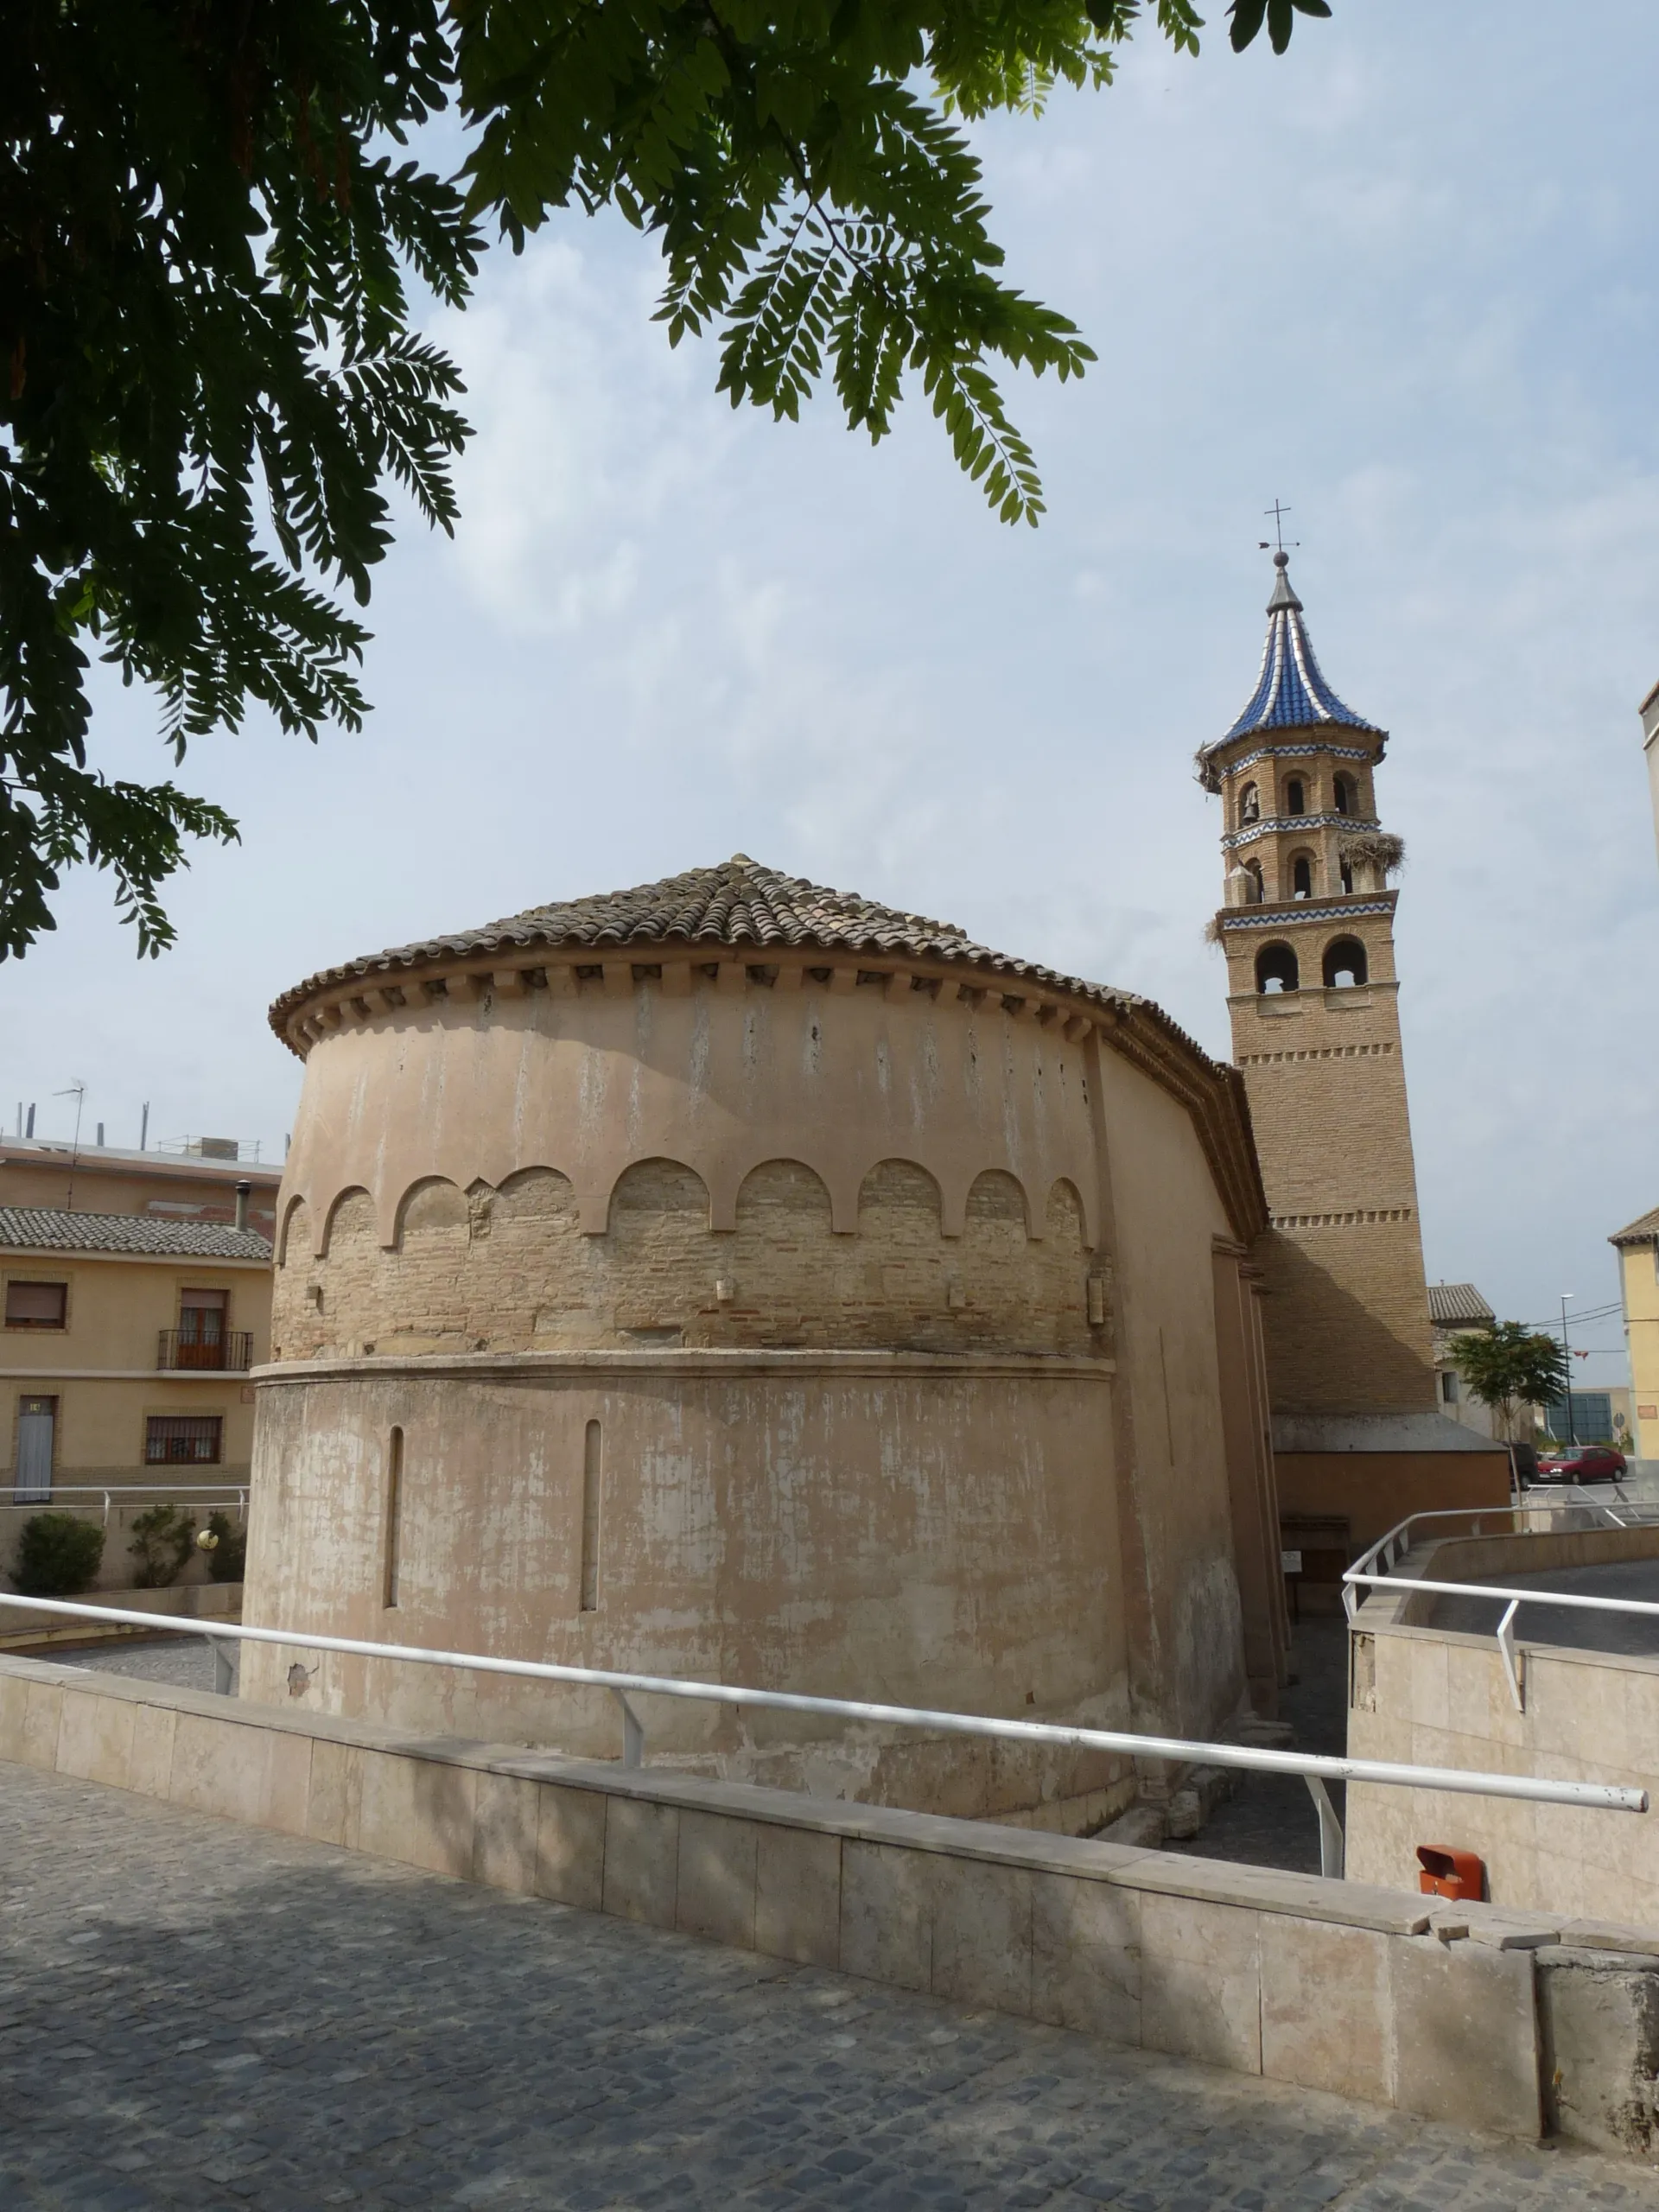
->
xmin=202 ymin=1510 xmax=247 ymax=1586
xmin=128 ymin=1504 xmax=196 ymax=1589
xmin=12 ymin=1512 xmax=105 ymax=1597
xmin=1446 ymin=1323 xmax=1570 ymax=1445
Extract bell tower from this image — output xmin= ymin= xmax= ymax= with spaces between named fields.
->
xmin=1202 ymin=551 xmax=1436 ymax=1414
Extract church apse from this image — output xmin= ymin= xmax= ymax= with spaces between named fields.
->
xmin=243 ymin=855 xmax=1287 ymax=1815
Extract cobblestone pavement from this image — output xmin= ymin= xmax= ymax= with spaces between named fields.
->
xmin=1173 ymin=1617 xmax=1348 ymax=1878
xmin=3 ymin=1764 xmax=1657 ymax=2211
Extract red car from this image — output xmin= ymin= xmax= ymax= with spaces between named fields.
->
xmin=1533 ymin=1442 xmax=1627 ymax=1484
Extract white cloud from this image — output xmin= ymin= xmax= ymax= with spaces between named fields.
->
xmin=7 ymin=0 xmax=1659 ymax=1382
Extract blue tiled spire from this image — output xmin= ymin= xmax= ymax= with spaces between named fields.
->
xmin=1221 ymin=554 xmax=1383 ymax=741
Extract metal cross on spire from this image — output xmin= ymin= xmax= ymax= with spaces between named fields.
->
xmin=1259 ymin=499 xmax=1298 ymax=556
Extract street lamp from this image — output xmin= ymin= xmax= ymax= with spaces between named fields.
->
xmin=1560 ymin=1294 xmax=1575 ymax=1446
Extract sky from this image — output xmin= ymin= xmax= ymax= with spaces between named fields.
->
xmin=5 ymin=1 xmax=1656 ymax=1386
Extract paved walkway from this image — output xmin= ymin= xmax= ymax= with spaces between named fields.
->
xmin=3 ymin=1764 xmax=1656 ymax=2210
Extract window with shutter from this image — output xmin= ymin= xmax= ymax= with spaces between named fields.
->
xmin=5 ymin=1281 xmax=67 ymax=1329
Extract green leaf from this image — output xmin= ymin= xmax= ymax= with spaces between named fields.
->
xmin=4 ymin=0 xmax=1332 ymax=955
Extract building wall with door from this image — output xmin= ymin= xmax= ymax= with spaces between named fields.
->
xmin=0 ymin=1213 xmax=273 ymax=1506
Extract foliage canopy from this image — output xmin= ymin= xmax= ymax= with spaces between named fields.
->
xmin=2 ymin=0 xmax=1332 ymax=955
xmin=1446 ymin=1323 xmax=1571 ymax=1442
xmin=10 ymin=1510 xmax=105 ymax=1598
xmin=128 ymin=1502 xmax=198 ymax=1588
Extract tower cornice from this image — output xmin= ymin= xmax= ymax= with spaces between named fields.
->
xmin=1198 ymin=734 xmax=1382 ymax=793
xmin=1221 ymin=810 xmax=1380 ymax=854
xmin=1217 ymin=894 xmax=1397 ymax=933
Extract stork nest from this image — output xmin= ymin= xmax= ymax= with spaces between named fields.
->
xmin=1338 ymin=830 xmax=1406 ymax=874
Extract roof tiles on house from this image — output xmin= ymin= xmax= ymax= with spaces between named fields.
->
xmin=1611 ymin=1205 xmax=1659 ymax=1247
xmin=0 ymin=1208 xmax=272 ymax=1262
xmin=1427 ymin=1282 xmax=1496 ymax=1329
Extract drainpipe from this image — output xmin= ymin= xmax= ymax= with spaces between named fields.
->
xmin=234 ymin=1179 xmax=251 ymax=1234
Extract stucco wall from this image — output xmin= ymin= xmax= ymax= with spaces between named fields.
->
xmin=1274 ymin=1447 xmax=1512 ymax=1567
xmin=1347 ymin=1530 xmax=1659 ymax=1922
xmin=276 ymin=968 xmax=1105 ymax=1258
xmin=2 ymin=1253 xmax=269 ymax=1487
xmin=247 ymin=957 xmax=1280 ymax=1810
xmin=1621 ymin=1242 xmax=1659 ymax=1462
xmin=242 ymin=1351 xmax=1132 ymax=1818
xmin=1091 ymin=1046 xmax=1255 ymax=1740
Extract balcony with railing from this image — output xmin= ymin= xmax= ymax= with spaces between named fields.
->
xmin=157 ymin=1329 xmax=253 ymax=1373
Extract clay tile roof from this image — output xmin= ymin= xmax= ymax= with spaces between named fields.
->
xmin=266 ymin=855 xmax=1269 ymax=1245
xmin=1611 ymin=1204 xmax=1659 ymax=1247
xmin=270 ymin=855 xmax=1157 ymax=1036
xmin=0 ymin=1208 xmax=272 ymax=1262
xmin=1427 ymin=1281 xmax=1496 ymax=1328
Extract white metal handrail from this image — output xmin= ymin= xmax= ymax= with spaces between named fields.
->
xmin=3 ymin=1485 xmax=249 ymax=1526
xmin=1345 ymin=1493 xmax=1659 ymax=1598
xmin=1345 ymin=1567 xmax=1659 ymax=1715
xmin=0 ymin=1592 xmax=1645 ymax=1881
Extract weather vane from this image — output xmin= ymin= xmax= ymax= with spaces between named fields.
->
xmin=1259 ymin=499 xmax=1298 ymax=556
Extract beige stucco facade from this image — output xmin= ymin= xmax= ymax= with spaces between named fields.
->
xmin=0 ymin=1138 xmax=281 ymax=1239
xmin=243 ymin=861 xmax=1287 ymax=1819
xmin=1347 ymin=1525 xmax=1659 ymax=1924
xmin=0 ymin=1232 xmax=271 ymax=1587
xmin=2 ymin=1246 xmax=270 ymax=1485
xmin=1613 ymin=1211 xmax=1659 ymax=1460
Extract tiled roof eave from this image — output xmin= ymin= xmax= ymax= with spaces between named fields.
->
xmin=265 ymin=858 xmax=1270 ymax=1247
xmin=0 ymin=1205 xmax=273 ymax=1261
xmin=269 ymin=930 xmax=1163 ymax=1048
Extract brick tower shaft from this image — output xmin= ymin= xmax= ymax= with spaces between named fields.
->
xmin=1204 ymin=553 xmax=1435 ymax=1415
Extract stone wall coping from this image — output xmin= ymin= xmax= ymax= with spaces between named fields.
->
xmin=250 ymin=1347 xmax=1118 ymax=1386
xmin=0 ymin=1650 xmax=1441 ymax=1937
xmin=1353 ymin=1534 xmax=1659 ymax=1680
xmin=1554 ymin=1919 xmax=1659 ymax=1960
xmin=1354 ymin=1608 xmax=1659 ymax=1680
xmin=44 ymin=1648 xmax=1659 ymax=2146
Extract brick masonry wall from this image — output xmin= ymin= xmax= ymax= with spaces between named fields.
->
xmin=271 ymin=1159 xmax=1105 ymax=1362
xmin=1223 ymin=919 xmax=1435 ymax=1412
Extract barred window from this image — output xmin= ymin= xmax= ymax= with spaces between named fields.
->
xmin=144 ymin=1415 xmax=222 ymax=1465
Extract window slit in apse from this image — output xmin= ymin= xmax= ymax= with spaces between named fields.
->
xmin=581 ymin=1420 xmax=602 ymax=1611
xmin=384 ymin=1426 xmax=404 ymax=1609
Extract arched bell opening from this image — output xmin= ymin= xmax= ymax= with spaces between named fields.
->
xmin=1322 ymin=937 xmax=1368 ymax=989
xmin=1255 ymin=943 xmax=1300 ymax=996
